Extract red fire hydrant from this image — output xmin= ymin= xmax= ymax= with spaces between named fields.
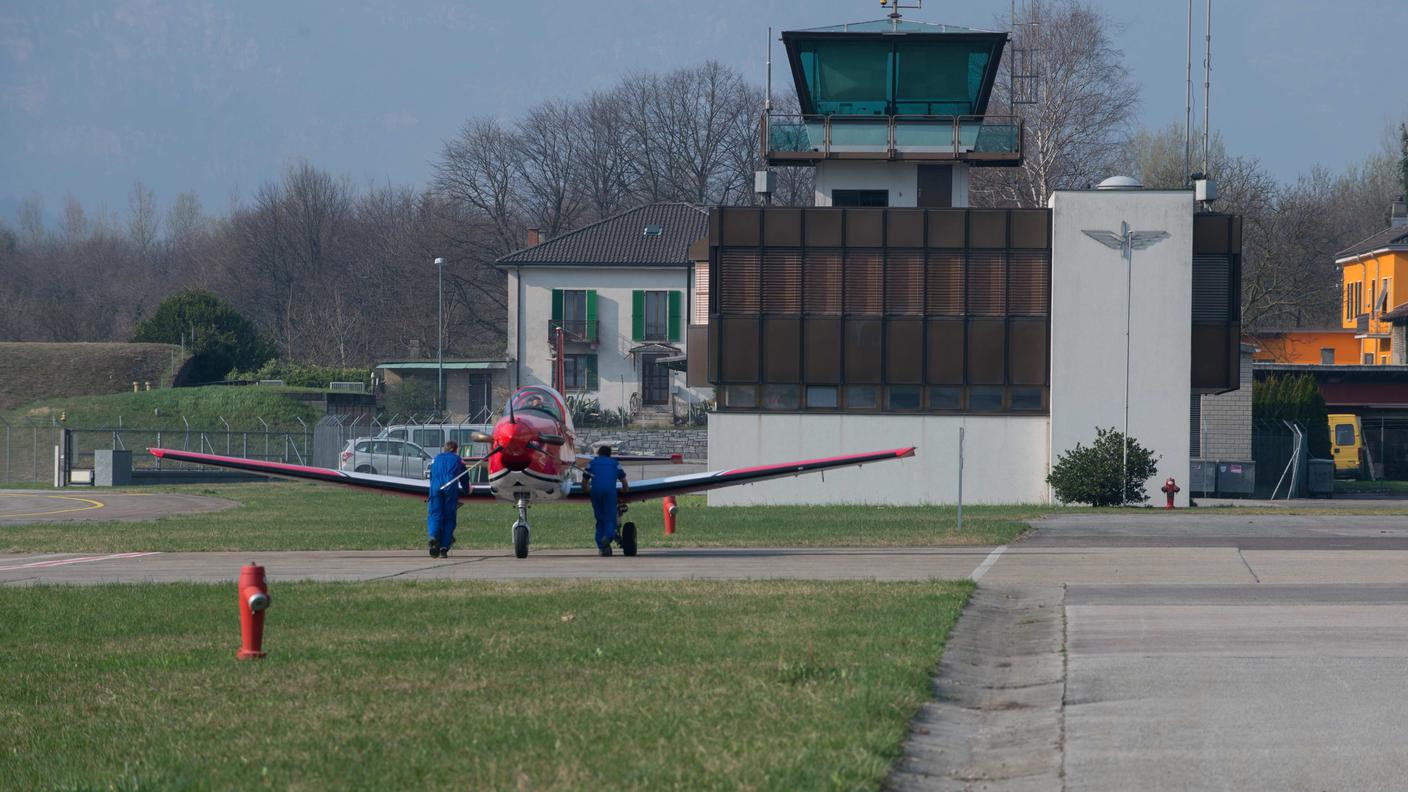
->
xmin=236 ymin=563 xmax=271 ymax=660
xmin=1161 ymin=478 xmax=1180 ymax=510
xmin=662 ymin=496 xmax=678 ymax=535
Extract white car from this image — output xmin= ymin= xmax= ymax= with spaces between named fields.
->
xmin=339 ymin=438 xmax=433 ymax=479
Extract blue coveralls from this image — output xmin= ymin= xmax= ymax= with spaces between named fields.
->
xmin=585 ymin=455 xmax=626 ymax=550
xmin=427 ymin=451 xmax=468 ymax=551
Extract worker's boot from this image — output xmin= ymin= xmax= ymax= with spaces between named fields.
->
xmin=428 ymin=538 xmax=440 ymax=558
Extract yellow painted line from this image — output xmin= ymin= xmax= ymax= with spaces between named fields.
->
xmin=0 ymin=493 xmax=106 ymax=519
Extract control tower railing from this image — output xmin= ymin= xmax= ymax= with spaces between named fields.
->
xmin=763 ymin=113 xmax=1023 ymax=165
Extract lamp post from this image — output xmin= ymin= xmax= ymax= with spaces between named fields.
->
xmin=434 ymin=257 xmax=447 ymax=414
xmin=1082 ymin=221 xmax=1169 ymax=500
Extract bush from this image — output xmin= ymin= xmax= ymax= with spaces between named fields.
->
xmin=1252 ymin=374 xmax=1330 ymax=457
xmin=1046 ymin=427 xmax=1160 ymax=507
xmin=230 ymin=360 xmax=372 ymax=389
xmin=133 ymin=290 xmax=274 ymax=384
xmin=565 ymin=392 xmax=631 ymax=428
xmin=384 ymin=379 xmax=436 ymax=418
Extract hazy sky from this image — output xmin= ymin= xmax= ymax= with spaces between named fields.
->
xmin=3 ymin=0 xmax=1406 ymax=226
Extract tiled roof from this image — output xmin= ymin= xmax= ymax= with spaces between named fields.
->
xmin=1334 ymin=224 xmax=1408 ymax=260
xmin=495 ymin=203 xmax=707 ymax=267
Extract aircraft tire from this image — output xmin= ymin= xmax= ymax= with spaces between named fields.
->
xmin=513 ymin=522 xmax=529 ymax=559
xmin=355 ymin=465 xmax=376 ymax=474
xmin=620 ymin=521 xmax=637 ymax=556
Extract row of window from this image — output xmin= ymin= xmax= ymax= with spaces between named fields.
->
xmin=1344 ymin=277 xmax=1392 ymax=320
xmin=721 ymin=384 xmax=1047 ymax=413
xmin=552 ymin=289 xmax=684 ymax=343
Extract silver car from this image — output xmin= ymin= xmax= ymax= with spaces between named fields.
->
xmin=339 ymin=438 xmax=432 ymax=478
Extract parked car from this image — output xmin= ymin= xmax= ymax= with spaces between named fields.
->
xmin=379 ymin=423 xmax=493 ymax=456
xmin=339 ymin=438 xmax=433 ymax=479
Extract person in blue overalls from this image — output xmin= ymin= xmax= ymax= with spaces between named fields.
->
xmin=584 ymin=445 xmax=629 ymax=556
xmin=427 ymin=440 xmax=468 ymax=558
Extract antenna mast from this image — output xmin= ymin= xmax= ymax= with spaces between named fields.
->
xmin=879 ymin=0 xmax=922 ymax=32
xmin=1202 ymin=0 xmax=1212 ymax=179
xmin=764 ymin=26 xmax=772 ymax=113
xmin=1184 ymin=0 xmax=1193 ymax=185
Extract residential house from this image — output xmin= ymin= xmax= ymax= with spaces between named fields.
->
xmin=1337 ymin=199 xmax=1408 ymax=365
xmin=496 ymin=203 xmax=712 ymax=420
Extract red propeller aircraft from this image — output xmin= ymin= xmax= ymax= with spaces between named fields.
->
xmin=150 ymin=385 xmax=916 ymax=558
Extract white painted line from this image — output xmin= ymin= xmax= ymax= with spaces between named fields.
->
xmin=0 ymin=551 xmax=161 ymax=572
xmin=969 ymin=545 xmax=1007 ymax=582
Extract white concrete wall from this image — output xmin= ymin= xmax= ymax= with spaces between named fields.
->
xmin=706 ymin=413 xmax=1050 ymax=505
xmin=1048 ymin=190 xmax=1194 ymax=506
xmin=813 ymin=161 xmax=969 ymax=208
xmin=511 ymin=265 xmax=713 ymax=413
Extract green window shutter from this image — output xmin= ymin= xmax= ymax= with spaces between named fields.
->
xmin=585 ymin=289 xmax=597 ymax=341
xmin=585 ymin=354 xmax=599 ymax=390
xmin=631 ymin=290 xmax=645 ymax=342
xmin=668 ymin=290 xmax=683 ymax=343
xmin=551 ymin=289 xmax=563 ymax=323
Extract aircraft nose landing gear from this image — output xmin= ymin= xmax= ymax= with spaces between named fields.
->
xmin=512 ymin=494 xmax=531 ymax=559
xmin=616 ymin=503 xmax=637 ymax=557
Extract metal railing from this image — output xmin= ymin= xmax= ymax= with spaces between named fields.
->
xmin=548 ymin=319 xmax=599 ymax=344
xmin=764 ymin=113 xmax=1023 ymax=162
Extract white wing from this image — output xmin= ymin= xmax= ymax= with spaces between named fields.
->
xmin=1082 ymin=230 xmax=1125 ymax=250
xmin=1128 ymin=231 xmax=1170 ymax=250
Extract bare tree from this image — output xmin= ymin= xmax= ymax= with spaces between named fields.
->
xmin=435 ymin=118 xmax=524 ymax=256
xmin=127 ymin=182 xmax=159 ymax=257
xmin=515 ymin=100 xmax=583 ymax=236
xmin=974 ymin=0 xmax=1139 ymax=207
xmin=575 ymin=90 xmax=636 ymax=220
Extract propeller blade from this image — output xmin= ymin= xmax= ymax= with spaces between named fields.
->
xmin=538 ymin=433 xmax=564 ymax=446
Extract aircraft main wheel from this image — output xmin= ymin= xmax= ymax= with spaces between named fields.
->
xmin=513 ymin=522 xmax=529 ymax=559
xmin=355 ymin=465 xmax=375 ymax=474
xmin=620 ymin=521 xmax=637 ymax=557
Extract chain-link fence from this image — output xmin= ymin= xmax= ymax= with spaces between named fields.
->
xmin=0 ymin=410 xmax=493 ymax=485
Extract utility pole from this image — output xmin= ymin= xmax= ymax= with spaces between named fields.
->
xmin=434 ymin=257 xmax=447 ymax=414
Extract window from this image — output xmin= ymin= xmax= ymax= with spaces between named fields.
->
xmin=832 ymin=189 xmax=889 ymax=207
xmin=551 ymin=289 xmax=597 ymax=341
xmin=806 ymin=386 xmax=838 ymax=408
xmin=1364 ymin=353 xmax=1375 ymax=364
xmin=1321 ymin=348 xmax=1335 ymax=365
xmin=762 ymin=385 xmax=801 ymax=410
xmin=1010 ymin=387 xmax=1044 ymax=411
xmin=928 ymin=386 xmax=962 ymax=410
xmin=724 ymin=385 xmax=757 ymax=408
xmin=968 ymin=386 xmax=1004 ymax=411
xmin=561 ymin=354 xmax=598 ymax=390
xmin=1335 ymin=424 xmax=1355 ymax=446
xmin=633 ymin=290 xmax=682 ymax=342
xmin=887 ymin=386 xmax=922 ymax=411
xmin=413 ymin=429 xmax=443 ymax=448
xmin=845 ymin=386 xmax=879 ymax=409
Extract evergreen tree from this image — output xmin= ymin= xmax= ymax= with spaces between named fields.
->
xmin=134 ymin=290 xmax=274 ymax=384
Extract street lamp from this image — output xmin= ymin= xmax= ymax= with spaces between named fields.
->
xmin=434 ymin=257 xmax=447 ymax=414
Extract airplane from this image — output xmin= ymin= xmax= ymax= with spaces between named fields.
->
xmin=149 ymin=384 xmax=916 ymax=559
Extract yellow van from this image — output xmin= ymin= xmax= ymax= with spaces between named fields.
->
xmin=1328 ymin=413 xmax=1364 ymax=477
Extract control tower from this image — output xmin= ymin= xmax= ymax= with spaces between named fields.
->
xmin=764 ymin=16 xmax=1020 ymax=208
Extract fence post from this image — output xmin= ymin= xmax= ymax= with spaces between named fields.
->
xmin=0 ymin=417 xmax=9 ymax=484
xmin=155 ymin=430 xmax=162 ymax=470
xmin=258 ymin=417 xmax=270 ymax=461
xmin=220 ymin=416 xmax=231 ymax=455
xmin=296 ymin=417 xmax=309 ymax=465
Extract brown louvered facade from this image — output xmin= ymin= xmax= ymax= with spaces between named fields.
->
xmin=695 ymin=206 xmax=1053 ymax=413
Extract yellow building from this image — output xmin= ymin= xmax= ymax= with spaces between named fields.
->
xmin=1338 ymin=202 xmax=1408 ymax=365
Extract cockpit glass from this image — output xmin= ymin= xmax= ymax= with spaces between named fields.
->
xmin=506 ymin=387 xmax=562 ymax=422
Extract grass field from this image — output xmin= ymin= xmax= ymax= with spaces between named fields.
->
xmin=2 ymin=384 xmax=323 ymax=430
xmin=0 ymin=579 xmax=972 ymax=791
xmin=0 ymin=482 xmax=1037 ymax=552
xmin=0 ymin=341 xmax=187 ymax=411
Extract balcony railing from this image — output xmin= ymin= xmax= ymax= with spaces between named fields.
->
xmin=764 ymin=113 xmax=1023 ymax=165
xmin=548 ymin=319 xmax=598 ymax=345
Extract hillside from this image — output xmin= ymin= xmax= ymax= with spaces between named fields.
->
xmin=2 ymin=385 xmax=323 ymax=431
xmin=0 ymin=342 xmax=189 ymax=411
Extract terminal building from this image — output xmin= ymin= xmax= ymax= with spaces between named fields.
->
xmin=686 ymin=15 xmax=1243 ymax=505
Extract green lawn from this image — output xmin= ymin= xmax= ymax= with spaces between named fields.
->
xmin=1334 ymin=479 xmax=1408 ymax=495
xmin=0 ymin=579 xmax=972 ymax=791
xmin=2 ymin=384 xmax=322 ymax=430
xmin=0 ymin=481 xmax=1039 ymax=552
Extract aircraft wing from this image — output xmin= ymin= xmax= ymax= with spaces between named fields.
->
xmin=575 ymin=446 xmax=916 ymax=503
xmin=147 ymin=448 xmax=495 ymax=499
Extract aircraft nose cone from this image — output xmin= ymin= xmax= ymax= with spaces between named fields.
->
xmin=495 ymin=421 xmax=534 ymax=471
